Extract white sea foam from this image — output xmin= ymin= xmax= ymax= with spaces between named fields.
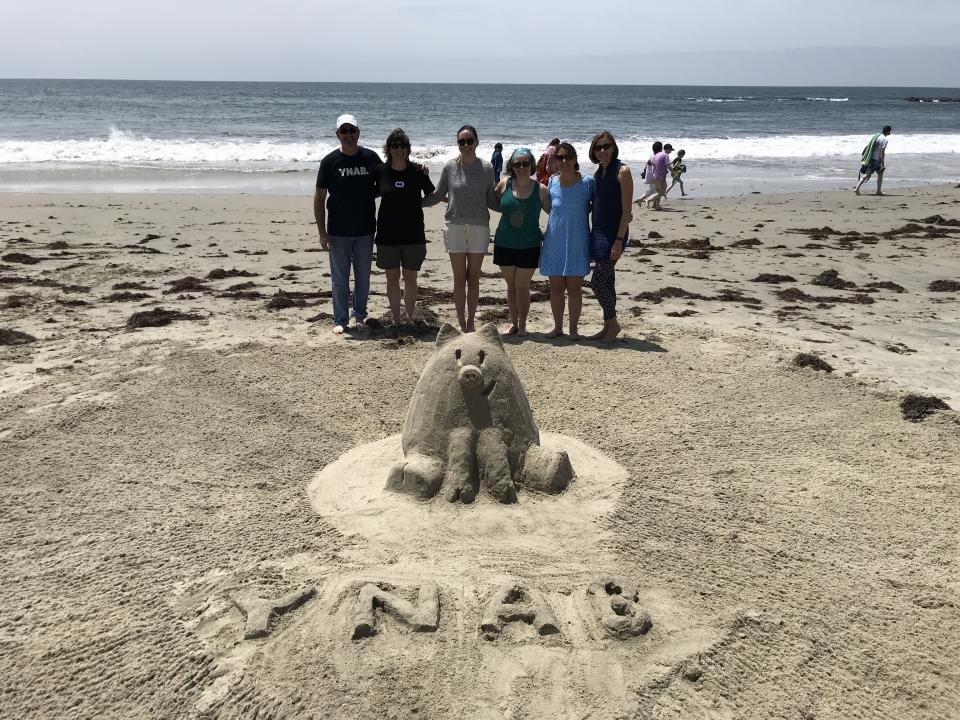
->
xmin=2 ymin=127 xmax=958 ymax=169
xmin=805 ymin=97 xmax=850 ymax=102
xmin=0 ymin=127 xmax=332 ymax=169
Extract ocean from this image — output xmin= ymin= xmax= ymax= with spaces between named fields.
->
xmin=0 ymin=79 xmax=957 ymax=196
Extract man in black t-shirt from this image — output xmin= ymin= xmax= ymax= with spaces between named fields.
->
xmin=313 ymin=113 xmax=383 ymax=334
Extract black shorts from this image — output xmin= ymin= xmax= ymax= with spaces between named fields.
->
xmin=376 ymin=243 xmax=427 ymax=271
xmin=493 ymin=244 xmax=540 ymax=269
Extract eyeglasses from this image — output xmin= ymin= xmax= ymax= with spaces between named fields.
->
xmin=457 ymin=137 xmax=476 ymax=146
xmin=339 ymin=126 xmax=358 ymax=135
xmin=512 ymin=160 xmax=531 ymax=169
xmin=388 ymin=142 xmax=409 ymax=150
xmin=595 ymin=143 xmax=612 ymax=152
xmin=555 ymin=154 xmax=573 ymax=162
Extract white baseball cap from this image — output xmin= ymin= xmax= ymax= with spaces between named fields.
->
xmin=336 ymin=114 xmax=359 ymax=130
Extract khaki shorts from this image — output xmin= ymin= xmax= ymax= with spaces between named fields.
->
xmin=444 ymin=223 xmax=490 ymax=254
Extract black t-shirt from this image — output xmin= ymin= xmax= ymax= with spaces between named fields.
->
xmin=316 ymin=147 xmax=383 ymax=237
xmin=375 ymin=164 xmax=436 ymax=246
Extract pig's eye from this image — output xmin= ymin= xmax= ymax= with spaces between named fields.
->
xmin=455 ymin=349 xmax=462 ymax=360
xmin=478 ymin=350 xmax=486 ymax=365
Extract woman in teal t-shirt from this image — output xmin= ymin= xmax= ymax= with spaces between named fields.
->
xmin=493 ymin=148 xmax=551 ymax=337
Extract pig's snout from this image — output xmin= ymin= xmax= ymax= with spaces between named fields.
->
xmin=458 ymin=365 xmax=484 ymax=393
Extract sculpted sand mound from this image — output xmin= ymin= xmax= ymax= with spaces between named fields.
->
xmin=387 ymin=323 xmax=573 ymax=504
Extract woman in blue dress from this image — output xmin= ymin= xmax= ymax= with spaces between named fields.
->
xmin=539 ymin=142 xmax=595 ymax=340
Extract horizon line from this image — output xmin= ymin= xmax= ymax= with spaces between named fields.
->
xmin=2 ymin=77 xmax=960 ymax=90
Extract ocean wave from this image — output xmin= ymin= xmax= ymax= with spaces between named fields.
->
xmin=0 ymin=127 xmax=331 ymax=169
xmin=805 ymin=97 xmax=849 ymax=102
xmin=2 ymin=127 xmax=958 ymax=169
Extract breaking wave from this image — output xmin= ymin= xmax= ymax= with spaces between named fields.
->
xmin=2 ymin=127 xmax=958 ymax=170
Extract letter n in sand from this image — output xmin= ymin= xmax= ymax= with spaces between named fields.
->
xmin=352 ymin=582 xmax=440 ymax=639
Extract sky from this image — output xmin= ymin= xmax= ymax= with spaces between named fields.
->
xmin=2 ymin=0 xmax=960 ymax=85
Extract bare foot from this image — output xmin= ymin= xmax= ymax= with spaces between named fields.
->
xmin=517 ymin=328 xmax=528 ymax=337
xmin=332 ymin=324 xmax=345 ymax=335
xmin=854 ymin=188 xmax=861 ymax=195
xmin=588 ymin=325 xmax=607 ymax=340
xmin=599 ymin=320 xmax=621 ymax=343
xmin=545 ymin=327 xmax=564 ymax=339
xmin=569 ymin=330 xmax=583 ymax=341
xmin=874 ymin=191 xmax=884 ymax=196
xmin=506 ymin=324 xmax=519 ymax=336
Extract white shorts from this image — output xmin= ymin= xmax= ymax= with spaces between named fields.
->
xmin=444 ymin=223 xmax=490 ymax=254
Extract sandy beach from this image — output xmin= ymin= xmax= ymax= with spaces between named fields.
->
xmin=2 ymin=185 xmax=959 ymax=719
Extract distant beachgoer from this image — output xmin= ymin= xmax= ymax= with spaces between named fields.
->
xmin=855 ymin=125 xmax=892 ymax=196
xmin=666 ymin=149 xmax=688 ymax=197
xmin=644 ymin=142 xmax=672 ymax=210
xmin=536 ymin=138 xmax=561 ymax=184
xmin=493 ymin=147 xmax=551 ymax=337
xmin=314 ymin=113 xmax=383 ymax=334
xmin=423 ymin=124 xmax=500 ymax=332
xmin=636 ymin=142 xmax=661 ymax=207
xmin=491 ymin=143 xmax=504 ymax=182
xmin=587 ymin=131 xmax=633 ymax=343
xmin=539 ymin=142 xmax=595 ymax=340
xmin=375 ymin=128 xmax=435 ymax=328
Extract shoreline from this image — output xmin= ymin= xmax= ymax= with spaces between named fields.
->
xmin=1 ymin=150 xmax=958 ymax=198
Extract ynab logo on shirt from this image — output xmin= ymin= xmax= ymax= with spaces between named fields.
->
xmin=338 ymin=167 xmax=369 ymax=178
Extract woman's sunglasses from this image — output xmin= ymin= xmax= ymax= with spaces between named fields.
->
xmin=457 ymin=137 xmax=476 ymax=146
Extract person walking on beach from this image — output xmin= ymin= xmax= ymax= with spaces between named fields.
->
xmin=644 ymin=143 xmax=672 ymax=210
xmin=491 ymin=143 xmax=504 ymax=183
xmin=423 ymin=124 xmax=500 ymax=332
xmin=536 ymin=138 xmax=560 ymax=185
xmin=855 ymin=125 xmax=891 ymax=196
xmin=636 ymin=142 xmax=660 ymax=207
xmin=540 ymin=142 xmax=595 ymax=340
xmin=314 ymin=113 xmax=383 ymax=334
xmin=587 ymin=131 xmax=633 ymax=343
xmin=375 ymin=128 xmax=435 ymax=329
xmin=493 ymin=147 xmax=551 ymax=337
xmin=666 ymin=149 xmax=688 ymax=197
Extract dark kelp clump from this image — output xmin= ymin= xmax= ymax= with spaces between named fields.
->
xmin=900 ymin=394 xmax=951 ymax=422
xmin=751 ymin=273 xmax=796 ymax=284
xmin=0 ymin=328 xmax=37 ymax=345
xmin=792 ymin=353 xmax=833 ymax=373
xmin=126 ymin=308 xmax=202 ymax=330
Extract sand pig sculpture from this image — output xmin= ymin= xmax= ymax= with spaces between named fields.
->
xmin=387 ymin=323 xmax=574 ymax=504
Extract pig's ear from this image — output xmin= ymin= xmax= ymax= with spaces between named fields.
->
xmin=436 ymin=323 xmax=462 ymax=347
xmin=476 ymin=323 xmax=503 ymax=348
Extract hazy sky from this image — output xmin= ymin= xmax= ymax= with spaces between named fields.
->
xmin=3 ymin=0 xmax=960 ymax=85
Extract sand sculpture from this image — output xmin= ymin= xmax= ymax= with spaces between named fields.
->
xmin=387 ymin=323 xmax=574 ymax=504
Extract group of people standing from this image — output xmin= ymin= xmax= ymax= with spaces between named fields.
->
xmin=314 ymin=114 xmax=634 ymax=342
xmin=637 ymin=142 xmax=687 ymax=209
